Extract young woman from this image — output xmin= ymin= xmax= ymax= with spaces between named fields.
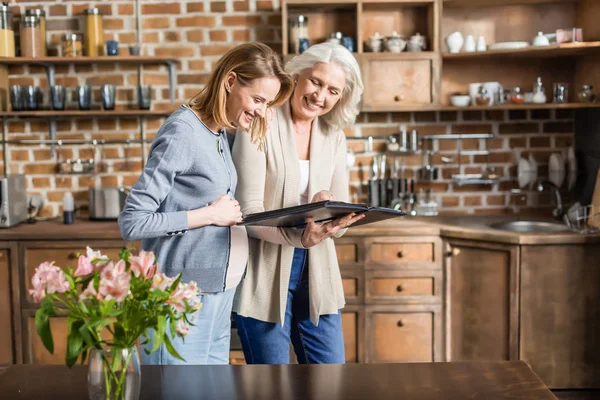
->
xmin=231 ymin=43 xmax=364 ymax=364
xmin=118 ymin=42 xmax=294 ymax=365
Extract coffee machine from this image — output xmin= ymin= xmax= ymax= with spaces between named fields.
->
xmin=0 ymin=174 xmax=28 ymax=228
xmin=573 ymin=109 xmax=600 ymax=205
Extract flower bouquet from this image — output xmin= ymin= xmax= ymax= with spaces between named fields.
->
xmin=30 ymin=246 xmax=201 ymax=400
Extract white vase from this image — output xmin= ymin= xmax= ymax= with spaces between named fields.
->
xmin=476 ymin=35 xmax=486 ymax=51
xmin=445 ymin=32 xmax=464 ymax=53
xmin=464 ymin=35 xmax=476 ymax=52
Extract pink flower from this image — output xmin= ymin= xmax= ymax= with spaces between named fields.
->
xmin=167 ymin=281 xmax=201 ymax=313
xmin=98 ymin=260 xmax=131 ymax=303
xmin=79 ymin=281 xmax=98 ymax=300
xmin=151 ymin=273 xmax=174 ymax=291
xmin=29 ymin=261 xmax=70 ymax=302
xmin=86 ymin=246 xmax=109 ymax=267
xmin=74 ymin=256 xmax=94 ymax=278
xmin=129 ymin=250 xmax=157 ymax=280
xmin=176 ymin=319 xmax=190 ymax=337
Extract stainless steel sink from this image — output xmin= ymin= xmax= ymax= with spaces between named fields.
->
xmin=489 ymin=220 xmax=571 ymax=233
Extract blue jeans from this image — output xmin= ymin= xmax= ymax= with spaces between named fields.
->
xmin=233 ymin=248 xmax=345 ymax=364
xmin=142 ymin=287 xmax=236 ymax=365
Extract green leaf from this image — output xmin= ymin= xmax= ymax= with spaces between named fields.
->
xmin=64 ymin=273 xmax=75 ymax=289
xmin=35 ymin=298 xmax=56 ymax=355
xmin=151 ymin=316 xmax=166 ymax=353
xmin=80 ymin=348 xmax=89 ymax=365
xmin=168 ymin=275 xmax=182 ymax=293
xmin=79 ymin=323 xmax=96 ymax=348
xmin=66 ymin=320 xmax=84 ymax=368
xmin=163 ymin=333 xmax=185 ymax=362
xmin=119 ymin=248 xmax=132 ymax=262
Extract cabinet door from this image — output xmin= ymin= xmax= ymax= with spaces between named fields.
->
xmin=0 ymin=248 xmax=16 ymax=365
xmin=445 ymin=240 xmax=519 ymax=362
xmin=520 ymin=244 xmax=600 ymax=389
xmin=361 ymin=57 xmax=432 ymax=111
xmin=365 ymin=305 xmax=442 ymax=363
xmin=341 ymin=307 xmax=361 ymax=363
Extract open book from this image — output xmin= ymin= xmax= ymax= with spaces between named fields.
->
xmin=238 ymin=201 xmax=406 ymax=228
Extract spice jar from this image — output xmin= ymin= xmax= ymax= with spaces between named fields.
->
xmin=289 ymin=15 xmax=308 ymax=55
xmin=475 ymin=86 xmax=491 ymax=106
xmin=83 ymin=8 xmax=104 ymax=56
xmin=0 ymin=4 xmax=14 ymax=57
xmin=20 ymin=15 xmax=42 ymax=58
xmin=25 ymin=9 xmax=45 ymax=56
xmin=509 ymin=87 xmax=525 ymax=104
xmin=532 ymin=77 xmax=547 ymax=104
xmin=62 ymin=33 xmax=83 ymax=56
xmin=578 ymin=85 xmax=596 ymax=103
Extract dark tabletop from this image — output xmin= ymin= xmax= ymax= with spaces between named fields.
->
xmin=0 ymin=361 xmax=557 ymax=400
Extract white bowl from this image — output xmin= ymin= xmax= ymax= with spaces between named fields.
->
xmin=450 ymin=95 xmax=471 ymax=107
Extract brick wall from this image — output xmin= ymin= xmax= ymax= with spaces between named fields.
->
xmin=2 ymin=0 xmax=573 ymax=218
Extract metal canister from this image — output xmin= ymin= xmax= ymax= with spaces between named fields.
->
xmin=25 ymin=9 xmax=45 ymax=56
xmin=0 ymin=4 xmax=15 ymax=57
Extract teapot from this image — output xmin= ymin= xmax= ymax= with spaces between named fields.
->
xmin=367 ymin=32 xmax=383 ymax=53
xmin=407 ymin=33 xmax=426 ymax=52
xmin=385 ymin=31 xmax=407 ymax=53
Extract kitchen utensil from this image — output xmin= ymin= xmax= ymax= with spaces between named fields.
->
xmin=101 ymin=84 xmax=116 ymax=110
xmin=549 ymin=153 xmax=565 ymax=188
xmin=137 ymin=85 xmax=152 ymax=110
xmin=129 ymin=45 xmax=140 ymax=56
xmin=563 ymin=204 xmax=599 ymax=234
xmin=379 ymin=155 xmax=388 ymax=207
xmin=10 ymin=85 xmax=24 ymax=111
xmin=398 ymin=128 xmax=408 ymax=151
xmin=106 ymin=40 xmax=119 ymax=56
xmin=24 ymin=85 xmax=40 ymax=110
xmin=88 ymin=187 xmax=128 ymax=220
xmin=77 ymin=85 xmax=92 ymax=110
xmin=553 ymin=82 xmax=569 ymax=103
xmin=0 ymin=174 xmax=28 ymax=228
xmin=578 ymin=85 xmax=596 ymax=103
xmin=368 ymin=155 xmax=380 ymax=207
xmin=385 ymin=32 xmax=406 ymax=53
xmin=50 ymin=85 xmax=66 ymax=110
xmin=450 ymin=95 xmax=470 ymax=107
xmin=408 ymin=129 xmax=419 ymax=152
xmin=518 ymin=157 xmax=531 ymax=188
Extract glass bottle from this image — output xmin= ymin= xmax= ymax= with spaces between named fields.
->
xmin=289 ymin=15 xmax=308 ymax=54
xmin=62 ymin=33 xmax=83 ymax=56
xmin=83 ymin=8 xmax=104 ymax=56
xmin=0 ymin=4 xmax=14 ymax=57
xmin=20 ymin=15 xmax=42 ymax=58
xmin=475 ymin=86 xmax=491 ymax=106
xmin=578 ymin=85 xmax=596 ymax=103
xmin=532 ymin=77 xmax=547 ymax=104
xmin=25 ymin=9 xmax=45 ymax=56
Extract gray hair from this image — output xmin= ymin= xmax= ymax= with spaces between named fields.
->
xmin=285 ymin=42 xmax=363 ymax=131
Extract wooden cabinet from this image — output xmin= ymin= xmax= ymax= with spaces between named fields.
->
xmin=0 ymin=244 xmax=19 ymax=365
xmin=341 ymin=306 xmax=361 ymax=363
xmin=444 ymin=239 xmax=519 ymax=362
xmin=361 ymin=56 xmax=434 ymax=111
xmin=519 ymin=244 xmax=600 ymax=389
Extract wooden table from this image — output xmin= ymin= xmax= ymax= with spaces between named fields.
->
xmin=0 ymin=361 xmax=557 ymax=399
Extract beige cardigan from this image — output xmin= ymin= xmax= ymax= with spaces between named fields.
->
xmin=231 ymin=102 xmax=349 ymax=326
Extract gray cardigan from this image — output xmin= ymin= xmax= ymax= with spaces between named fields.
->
xmin=118 ymin=105 xmax=238 ymax=292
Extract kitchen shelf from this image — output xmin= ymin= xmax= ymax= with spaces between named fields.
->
xmin=444 ymin=0 xmax=579 ymax=8
xmin=443 ymin=42 xmax=600 ymax=59
xmin=361 ymin=52 xmax=438 ymax=59
xmin=440 ymin=103 xmax=600 ymax=111
xmin=0 ymin=56 xmax=179 ymax=65
xmin=0 ymin=110 xmax=174 ymax=119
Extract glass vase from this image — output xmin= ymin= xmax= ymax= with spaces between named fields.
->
xmin=88 ymin=346 xmax=141 ymax=400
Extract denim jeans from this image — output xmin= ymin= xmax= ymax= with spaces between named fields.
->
xmin=142 ymin=286 xmax=236 ymax=365
xmin=233 ymin=248 xmax=345 ymax=364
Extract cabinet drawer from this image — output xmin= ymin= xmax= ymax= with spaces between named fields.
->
xmin=23 ymin=243 xmax=130 ymax=303
xmin=371 ymin=277 xmax=434 ymax=297
xmin=343 ymin=277 xmax=358 ymax=297
xmin=336 ymin=243 xmax=358 ymax=263
xmin=368 ymin=311 xmax=433 ymax=363
xmin=370 ymin=242 xmax=434 ymax=263
xmin=362 ymin=58 xmax=432 ymax=110
xmin=342 ymin=309 xmax=360 ymax=363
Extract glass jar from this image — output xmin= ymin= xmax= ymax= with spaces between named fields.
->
xmin=289 ymin=15 xmax=308 ymax=54
xmin=88 ymin=346 xmax=141 ymax=400
xmin=25 ymin=9 xmax=45 ymax=56
xmin=509 ymin=87 xmax=525 ymax=104
xmin=62 ymin=33 xmax=83 ymax=56
xmin=578 ymin=85 xmax=596 ymax=103
xmin=20 ymin=15 xmax=42 ymax=58
xmin=0 ymin=4 xmax=14 ymax=57
xmin=83 ymin=8 xmax=104 ymax=56
xmin=475 ymin=86 xmax=491 ymax=106
xmin=532 ymin=77 xmax=547 ymax=104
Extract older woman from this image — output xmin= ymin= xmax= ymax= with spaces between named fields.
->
xmin=231 ymin=42 xmax=364 ymax=364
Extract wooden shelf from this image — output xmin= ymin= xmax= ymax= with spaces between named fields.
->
xmin=443 ymin=42 xmax=600 ymax=59
xmin=0 ymin=56 xmax=178 ymax=65
xmin=361 ymin=51 xmax=438 ymax=59
xmin=439 ymin=103 xmax=600 ymax=111
xmin=444 ymin=0 xmax=579 ymax=8
xmin=0 ymin=110 xmax=174 ymax=119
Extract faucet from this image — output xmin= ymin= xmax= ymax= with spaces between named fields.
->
xmin=536 ymin=180 xmax=564 ymax=219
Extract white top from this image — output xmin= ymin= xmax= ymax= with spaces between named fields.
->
xmin=225 ymin=225 xmax=248 ymax=290
xmin=299 ymin=159 xmax=310 ymax=204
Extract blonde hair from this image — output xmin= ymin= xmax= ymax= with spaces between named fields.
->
xmin=188 ymin=42 xmax=294 ymax=146
xmin=285 ymin=43 xmax=364 ymax=131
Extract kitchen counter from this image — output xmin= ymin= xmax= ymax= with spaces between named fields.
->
xmin=0 ymin=215 xmax=599 ymax=245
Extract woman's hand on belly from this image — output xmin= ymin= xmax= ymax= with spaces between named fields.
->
xmin=187 ymin=195 xmax=243 ymax=228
